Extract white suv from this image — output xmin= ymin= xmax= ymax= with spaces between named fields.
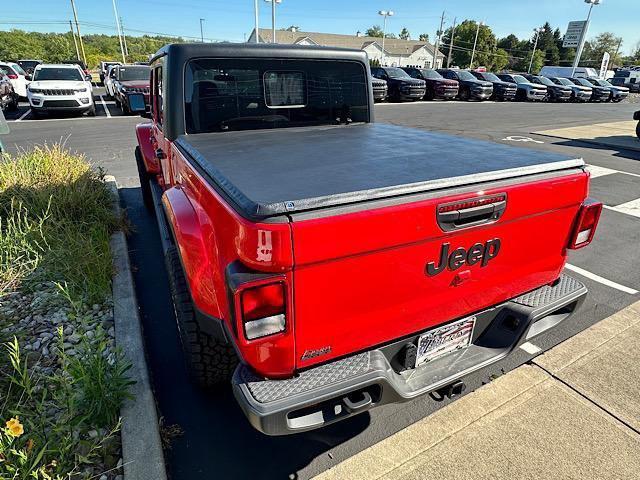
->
xmin=27 ymin=64 xmax=95 ymax=118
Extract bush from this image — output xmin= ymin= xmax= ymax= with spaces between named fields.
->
xmin=0 ymin=145 xmax=120 ymax=301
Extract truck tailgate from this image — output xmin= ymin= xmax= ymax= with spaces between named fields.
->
xmin=290 ymin=170 xmax=588 ymax=369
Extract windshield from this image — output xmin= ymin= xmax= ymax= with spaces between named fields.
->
xmin=554 ymin=77 xmax=573 ymax=86
xmin=511 ymin=75 xmax=528 ymax=84
xmin=536 ymin=76 xmax=555 ymax=86
xmin=593 ymin=78 xmax=612 ymax=87
xmin=34 ymin=67 xmax=83 ymax=81
xmin=420 ymin=69 xmax=443 ymax=80
xmin=455 ymin=70 xmax=476 ymax=81
xmin=118 ymin=66 xmax=149 ymax=81
xmin=481 ymin=72 xmax=501 ymax=82
xmin=574 ymin=78 xmax=593 ymax=87
xmin=11 ymin=64 xmax=26 ymax=76
xmin=19 ymin=61 xmax=39 ymax=70
xmin=384 ymin=68 xmax=410 ymax=79
xmin=185 ymin=58 xmax=369 ymax=134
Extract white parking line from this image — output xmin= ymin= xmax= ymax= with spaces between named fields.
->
xmin=565 ymin=263 xmax=638 ymax=295
xmin=604 ymin=198 xmax=640 ymax=218
xmin=99 ymin=95 xmax=111 ymax=118
xmin=15 ymin=109 xmax=31 ymax=122
xmin=520 ymin=342 xmax=542 ymax=354
xmin=586 ymin=164 xmax=619 ymax=178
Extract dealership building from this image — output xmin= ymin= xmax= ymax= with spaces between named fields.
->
xmin=247 ymin=28 xmax=446 ymax=68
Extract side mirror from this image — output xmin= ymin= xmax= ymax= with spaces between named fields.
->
xmin=85 ymin=74 xmax=93 ymax=82
xmin=140 ymin=111 xmax=152 ymax=119
xmin=25 ymin=74 xmax=32 ymax=81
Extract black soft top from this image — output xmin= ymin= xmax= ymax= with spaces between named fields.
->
xmin=176 ymin=123 xmax=584 ymax=221
xmin=150 ymin=42 xmax=371 ymax=141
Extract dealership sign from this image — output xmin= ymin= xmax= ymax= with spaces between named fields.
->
xmin=563 ymin=21 xmax=587 ymax=48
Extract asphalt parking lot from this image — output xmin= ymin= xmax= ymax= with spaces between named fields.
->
xmin=3 ymin=94 xmax=640 ymax=479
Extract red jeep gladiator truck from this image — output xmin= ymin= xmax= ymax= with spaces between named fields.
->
xmin=134 ymin=43 xmax=602 ymax=435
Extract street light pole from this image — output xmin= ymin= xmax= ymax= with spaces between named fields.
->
xmin=264 ymin=0 xmax=282 ymax=43
xmin=572 ymin=0 xmax=602 ymax=76
xmin=200 ymin=18 xmax=205 ymax=42
xmin=254 ymin=0 xmax=259 ymax=43
xmin=528 ymin=28 xmax=541 ymax=73
xmin=469 ymin=21 xmax=483 ymax=69
xmin=378 ymin=10 xmax=394 ymax=66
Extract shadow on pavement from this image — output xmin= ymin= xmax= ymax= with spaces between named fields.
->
xmin=553 ymin=138 xmax=640 ymax=161
xmin=119 ymin=187 xmax=370 ymax=480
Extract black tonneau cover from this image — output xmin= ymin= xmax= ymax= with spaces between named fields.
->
xmin=175 ymin=123 xmax=584 ymax=220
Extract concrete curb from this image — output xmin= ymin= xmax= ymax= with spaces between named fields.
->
xmin=105 ymin=175 xmax=168 ymax=480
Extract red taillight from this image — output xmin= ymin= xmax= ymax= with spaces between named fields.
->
xmin=569 ymin=199 xmax=602 ymax=249
xmin=7 ymin=74 xmax=18 ymax=79
xmin=241 ymin=282 xmax=286 ymax=340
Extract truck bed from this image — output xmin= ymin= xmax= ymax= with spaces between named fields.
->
xmin=175 ymin=123 xmax=584 ymax=220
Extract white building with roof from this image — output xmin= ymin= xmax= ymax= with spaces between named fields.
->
xmin=247 ymin=28 xmax=445 ymax=68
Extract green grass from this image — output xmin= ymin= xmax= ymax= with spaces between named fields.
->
xmin=0 ymin=145 xmax=120 ymax=302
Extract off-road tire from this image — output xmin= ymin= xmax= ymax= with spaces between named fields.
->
xmin=165 ymin=245 xmax=238 ymax=388
xmin=135 ymin=147 xmax=154 ymax=212
xmin=459 ymin=87 xmax=470 ymax=101
xmin=87 ymin=104 xmax=96 ymax=117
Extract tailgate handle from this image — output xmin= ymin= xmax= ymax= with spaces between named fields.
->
xmin=437 ymin=195 xmax=506 ymax=231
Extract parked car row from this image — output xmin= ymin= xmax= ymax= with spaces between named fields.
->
xmin=370 ymin=67 xmax=630 ymax=104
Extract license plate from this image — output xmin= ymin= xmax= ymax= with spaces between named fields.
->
xmin=415 ymin=316 xmax=476 ymax=367
xmin=128 ymin=93 xmax=146 ymax=112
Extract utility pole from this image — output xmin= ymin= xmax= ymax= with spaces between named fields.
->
xmin=447 ymin=17 xmax=456 ymax=68
xmin=70 ymin=0 xmax=87 ymax=66
xmin=70 ymin=20 xmax=80 ymax=61
xmin=572 ymin=0 xmax=601 ymax=77
xmin=612 ymin=37 xmax=623 ymax=67
xmin=254 ymin=0 xmax=259 ymax=43
xmin=432 ymin=11 xmax=445 ymax=69
xmin=120 ymin=17 xmax=129 ymax=56
xmin=111 ymin=0 xmax=126 ymax=63
xmin=200 ymin=18 xmax=205 ymax=42
xmin=528 ymin=28 xmax=541 ymax=73
xmin=469 ymin=21 xmax=483 ymax=69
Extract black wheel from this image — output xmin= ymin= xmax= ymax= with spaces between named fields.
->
xmin=636 ymin=121 xmax=640 ymax=140
xmin=135 ymin=147 xmax=154 ymax=212
xmin=30 ymin=108 xmax=41 ymax=119
xmin=516 ymin=89 xmax=526 ymax=102
xmin=87 ymin=104 xmax=96 ymax=117
xmin=459 ymin=87 xmax=470 ymax=101
xmin=165 ymin=245 xmax=238 ymax=388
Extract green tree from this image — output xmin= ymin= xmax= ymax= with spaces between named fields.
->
xmin=584 ymin=32 xmax=623 ymax=67
xmin=366 ymin=25 xmax=383 ymax=38
xmin=419 ymin=33 xmax=429 ymax=42
xmin=399 ymin=27 xmax=410 ymax=40
xmin=442 ymin=20 xmax=498 ymax=69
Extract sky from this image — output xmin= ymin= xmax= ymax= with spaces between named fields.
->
xmin=2 ymin=0 xmax=639 ymax=55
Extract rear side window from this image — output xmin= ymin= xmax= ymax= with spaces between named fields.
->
xmin=184 ymin=58 xmax=369 ymax=133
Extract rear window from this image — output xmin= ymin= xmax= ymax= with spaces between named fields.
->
xmin=184 ymin=58 xmax=369 ymax=134
xmin=119 ymin=66 xmax=149 ymax=81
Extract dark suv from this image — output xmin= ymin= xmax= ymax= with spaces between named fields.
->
xmin=469 ymin=71 xmax=517 ymax=101
xmin=401 ymin=68 xmax=459 ymax=100
xmin=437 ymin=69 xmax=493 ymax=101
xmin=524 ymin=74 xmax=572 ymax=102
xmin=113 ymin=64 xmax=151 ymax=114
xmin=370 ymin=67 xmax=426 ymax=102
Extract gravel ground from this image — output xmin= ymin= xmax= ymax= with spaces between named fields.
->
xmin=0 ymin=285 xmax=124 ymax=480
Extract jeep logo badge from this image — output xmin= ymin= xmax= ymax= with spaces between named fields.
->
xmin=426 ymin=238 xmax=501 ymax=276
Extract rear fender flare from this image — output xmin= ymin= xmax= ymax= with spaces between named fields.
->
xmin=135 ymin=123 xmax=160 ymax=174
xmin=162 ymin=186 xmax=222 ymax=318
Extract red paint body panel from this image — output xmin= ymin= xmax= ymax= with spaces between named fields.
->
xmin=162 ymin=144 xmax=296 ymax=377
xmin=135 ymin=123 xmax=159 ymax=174
xmin=291 ymin=172 xmax=589 ymax=369
xmin=150 ymin=136 xmax=590 ymax=378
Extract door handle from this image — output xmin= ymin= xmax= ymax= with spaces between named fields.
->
xmin=437 ymin=194 xmax=506 ymax=231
